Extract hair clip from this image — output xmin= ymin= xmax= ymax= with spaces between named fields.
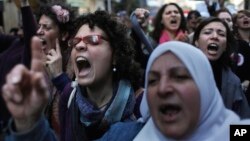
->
xmin=52 ymin=5 xmax=70 ymax=23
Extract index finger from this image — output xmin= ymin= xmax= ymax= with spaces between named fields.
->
xmin=31 ymin=36 xmax=44 ymax=72
xmin=55 ymin=38 xmax=62 ymax=56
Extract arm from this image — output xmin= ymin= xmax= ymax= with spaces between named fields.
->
xmin=232 ymin=80 xmax=250 ymax=119
xmin=20 ymin=0 xmax=37 ymax=68
xmin=5 ymin=117 xmax=57 ymax=141
xmin=204 ymin=0 xmax=217 ymax=16
xmin=2 ymin=37 xmax=56 ymax=141
xmin=0 ymin=34 xmax=17 ymax=53
xmin=52 ymin=73 xmax=72 ymax=92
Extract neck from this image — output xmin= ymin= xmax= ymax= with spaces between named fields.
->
xmin=164 ymin=29 xmax=176 ymax=40
xmin=86 ymin=76 xmax=113 ymax=108
xmin=238 ymin=29 xmax=250 ymax=42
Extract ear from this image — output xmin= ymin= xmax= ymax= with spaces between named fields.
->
xmin=61 ymin=32 xmax=69 ymax=41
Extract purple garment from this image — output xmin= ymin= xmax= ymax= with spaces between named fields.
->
xmin=59 ymin=81 xmax=137 ymax=141
xmin=0 ymin=6 xmax=37 ymax=126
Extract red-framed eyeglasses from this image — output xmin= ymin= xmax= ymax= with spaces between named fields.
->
xmin=68 ymin=35 xmax=108 ymax=47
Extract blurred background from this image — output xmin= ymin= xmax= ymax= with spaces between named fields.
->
xmin=0 ymin=0 xmax=249 ymax=34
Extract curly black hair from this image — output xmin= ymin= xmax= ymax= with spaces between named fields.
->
xmin=36 ymin=1 xmax=76 ymax=41
xmin=71 ymin=10 xmax=143 ymax=90
xmin=36 ymin=2 xmax=76 ymax=71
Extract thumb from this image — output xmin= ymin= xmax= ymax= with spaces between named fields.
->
xmin=31 ymin=36 xmax=44 ymax=72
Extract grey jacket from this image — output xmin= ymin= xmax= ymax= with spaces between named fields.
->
xmin=221 ymin=68 xmax=250 ymax=119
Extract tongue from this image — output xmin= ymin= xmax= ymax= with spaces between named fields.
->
xmin=78 ymin=67 xmax=91 ymax=76
xmin=77 ymin=61 xmax=91 ymax=76
xmin=208 ymin=50 xmax=217 ymax=55
xmin=162 ymin=108 xmax=180 ymax=122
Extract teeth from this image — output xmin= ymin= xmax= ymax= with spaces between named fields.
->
xmin=170 ymin=20 xmax=177 ymax=24
xmin=76 ymin=57 xmax=87 ymax=62
xmin=207 ymin=43 xmax=219 ymax=52
xmin=209 ymin=43 xmax=217 ymax=47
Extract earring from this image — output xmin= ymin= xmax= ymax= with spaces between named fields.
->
xmin=113 ymin=66 xmax=117 ymax=72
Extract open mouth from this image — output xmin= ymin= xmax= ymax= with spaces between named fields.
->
xmin=243 ymin=20 xmax=249 ymax=25
xmin=170 ymin=19 xmax=177 ymax=24
xmin=159 ymin=104 xmax=181 ymax=117
xmin=76 ymin=56 xmax=91 ymax=76
xmin=207 ymin=43 xmax=219 ymax=52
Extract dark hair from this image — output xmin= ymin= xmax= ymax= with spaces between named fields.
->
xmin=215 ymin=8 xmax=232 ymax=18
xmin=36 ymin=2 xmax=76 ymax=71
xmin=71 ymin=11 xmax=142 ymax=89
xmin=151 ymin=3 xmax=186 ymax=43
xmin=192 ymin=17 xmax=237 ymax=68
xmin=37 ymin=2 xmax=76 ymax=38
xmin=187 ymin=10 xmax=201 ymax=20
xmin=232 ymin=10 xmax=250 ymax=40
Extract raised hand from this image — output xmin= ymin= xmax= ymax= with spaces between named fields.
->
xmin=2 ymin=36 xmax=49 ymax=132
xmin=45 ymin=39 xmax=63 ymax=78
xmin=175 ymin=31 xmax=189 ymax=43
xmin=133 ymin=8 xmax=150 ymax=26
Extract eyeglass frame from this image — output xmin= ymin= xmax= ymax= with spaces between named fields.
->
xmin=68 ymin=35 xmax=109 ymax=47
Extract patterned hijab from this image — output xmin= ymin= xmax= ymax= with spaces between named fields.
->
xmin=136 ymin=41 xmax=250 ymax=141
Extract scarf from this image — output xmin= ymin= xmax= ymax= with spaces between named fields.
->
xmin=136 ymin=41 xmax=250 ymax=141
xmin=74 ymin=79 xmax=135 ymax=127
xmin=159 ymin=30 xmax=184 ymax=44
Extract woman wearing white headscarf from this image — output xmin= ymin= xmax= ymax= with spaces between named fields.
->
xmin=98 ymin=41 xmax=250 ymax=141
xmin=136 ymin=41 xmax=250 ymax=141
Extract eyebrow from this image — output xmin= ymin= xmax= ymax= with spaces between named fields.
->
xmin=201 ymin=28 xmax=226 ymax=33
xmin=149 ymin=66 xmax=187 ymax=75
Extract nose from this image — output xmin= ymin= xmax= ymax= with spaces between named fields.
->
xmin=170 ymin=11 xmax=176 ymax=16
xmin=211 ymin=32 xmax=219 ymax=40
xmin=74 ymin=42 xmax=87 ymax=51
xmin=36 ymin=27 xmax=44 ymax=35
xmin=157 ymin=77 xmax=173 ymax=98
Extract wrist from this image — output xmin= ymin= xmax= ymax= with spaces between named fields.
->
xmin=52 ymin=71 xmax=63 ymax=78
xmin=14 ymin=116 xmax=40 ymax=132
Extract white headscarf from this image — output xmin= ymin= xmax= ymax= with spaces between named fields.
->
xmin=135 ymin=41 xmax=249 ymax=141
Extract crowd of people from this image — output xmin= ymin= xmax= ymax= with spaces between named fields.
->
xmin=1 ymin=0 xmax=250 ymax=141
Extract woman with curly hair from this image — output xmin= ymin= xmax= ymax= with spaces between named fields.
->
xmin=59 ymin=10 xmax=143 ymax=141
xmin=0 ymin=1 xmax=75 ymax=138
xmin=2 ymin=10 xmax=143 ymax=141
xmin=0 ymin=0 xmax=76 ymax=139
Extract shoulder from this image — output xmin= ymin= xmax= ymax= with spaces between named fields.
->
xmin=97 ymin=121 xmax=144 ymax=141
xmin=223 ymin=68 xmax=241 ymax=84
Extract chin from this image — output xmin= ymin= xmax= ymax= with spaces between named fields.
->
xmin=76 ymin=78 xmax=93 ymax=86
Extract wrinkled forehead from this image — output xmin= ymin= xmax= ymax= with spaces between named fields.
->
xmin=75 ymin=24 xmax=106 ymax=37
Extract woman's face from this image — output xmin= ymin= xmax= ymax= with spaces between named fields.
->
xmin=36 ymin=15 xmax=59 ymax=60
xmin=217 ymin=12 xmax=233 ymax=30
xmin=187 ymin=13 xmax=199 ymax=30
xmin=195 ymin=22 xmax=227 ymax=61
xmin=147 ymin=52 xmax=200 ymax=139
xmin=161 ymin=5 xmax=181 ymax=32
xmin=70 ymin=24 xmax=113 ymax=87
xmin=236 ymin=12 xmax=250 ymax=30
